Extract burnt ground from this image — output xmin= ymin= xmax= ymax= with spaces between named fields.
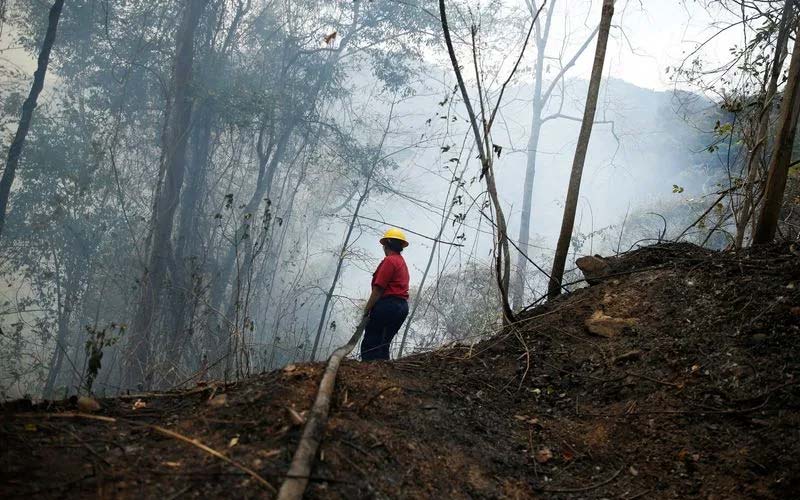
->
xmin=2 ymin=242 xmax=799 ymax=499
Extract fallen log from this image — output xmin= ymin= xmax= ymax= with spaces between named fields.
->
xmin=278 ymin=315 xmax=369 ymax=500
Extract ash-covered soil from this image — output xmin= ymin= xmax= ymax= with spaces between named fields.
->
xmin=2 ymin=242 xmax=799 ymax=499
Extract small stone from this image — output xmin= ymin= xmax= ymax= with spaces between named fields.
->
xmin=207 ymin=394 xmax=228 ymax=407
xmin=576 ymin=255 xmax=611 ymax=285
xmin=535 ymin=448 xmax=553 ymax=464
xmin=77 ymin=396 xmax=101 ymax=413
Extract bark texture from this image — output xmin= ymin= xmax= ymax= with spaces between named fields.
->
xmin=547 ymin=0 xmax=614 ymax=298
xmin=734 ymin=0 xmax=793 ymax=248
xmin=752 ymin=12 xmax=800 ymax=244
xmin=127 ymin=0 xmax=208 ymax=388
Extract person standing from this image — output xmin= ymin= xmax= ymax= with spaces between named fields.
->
xmin=361 ymin=228 xmax=410 ymax=361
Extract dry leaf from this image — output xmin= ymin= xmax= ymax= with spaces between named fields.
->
xmin=132 ymin=399 xmax=147 ymax=410
xmin=562 ymin=449 xmax=575 ymax=462
xmin=77 ymin=396 xmax=101 ymax=413
xmin=163 ymin=461 xmax=182 ymax=468
xmin=229 ymin=435 xmax=239 ymax=448
xmin=283 ymin=364 xmax=297 ymax=373
xmin=535 ymin=448 xmax=553 ymax=464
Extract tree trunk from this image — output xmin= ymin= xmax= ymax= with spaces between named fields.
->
xmin=43 ymin=253 xmax=72 ymax=398
xmin=439 ymin=0 xmax=516 ymax=324
xmin=0 ymin=0 xmax=63 ymax=240
xmin=736 ymin=0 xmax=793 ymax=247
xmin=309 ymin=103 xmax=395 ymax=360
xmin=548 ymin=0 xmax=614 ymax=299
xmin=43 ymin=293 xmax=71 ymax=398
xmin=511 ymin=0 xmax=599 ymax=309
xmin=752 ymin=12 xmax=800 ymax=244
xmin=168 ymin=108 xmax=213 ymax=363
xmin=126 ymin=0 xmax=208 ymax=389
xmin=309 ymin=180 xmax=370 ymax=361
xmin=512 ymin=107 xmax=543 ymax=309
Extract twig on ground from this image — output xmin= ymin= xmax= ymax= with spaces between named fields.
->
xmin=117 ymin=382 xmax=224 ymax=401
xmin=509 ymin=326 xmax=530 ymax=391
xmin=165 ymin=486 xmax=192 ymax=500
xmin=278 ymin=315 xmax=369 ymax=500
xmin=54 ymin=424 xmax=112 ymax=466
xmin=148 ymin=424 xmax=276 ymax=493
xmin=534 ymin=465 xmax=623 ymax=493
xmin=624 ymin=371 xmax=683 ymax=388
xmin=11 ymin=412 xmax=276 ymax=493
xmin=358 ymin=386 xmax=402 ymax=413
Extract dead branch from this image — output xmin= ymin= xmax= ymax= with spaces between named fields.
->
xmin=535 ymin=466 xmax=623 ymax=493
xmin=358 ymin=385 xmax=403 ymax=413
xmin=277 ymin=315 xmax=369 ymax=500
xmin=438 ymin=0 xmax=546 ymax=324
xmin=675 ymin=191 xmax=727 ymax=241
xmin=148 ymin=424 xmax=276 ymax=493
xmin=13 ymin=411 xmax=276 ymax=493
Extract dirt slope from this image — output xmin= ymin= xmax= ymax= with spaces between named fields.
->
xmin=2 ymin=243 xmax=799 ymax=499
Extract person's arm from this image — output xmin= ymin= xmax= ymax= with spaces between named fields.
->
xmin=364 ymin=285 xmax=383 ymax=316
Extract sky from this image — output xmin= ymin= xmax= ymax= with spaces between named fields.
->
xmin=606 ymin=0 xmax=740 ymax=90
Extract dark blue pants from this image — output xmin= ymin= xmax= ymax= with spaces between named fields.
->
xmin=361 ymin=297 xmax=409 ymax=361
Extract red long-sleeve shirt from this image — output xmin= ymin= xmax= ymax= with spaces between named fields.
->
xmin=371 ymin=253 xmax=409 ymax=300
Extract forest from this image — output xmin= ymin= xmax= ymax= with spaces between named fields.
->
xmin=1 ymin=0 xmax=799 ymax=498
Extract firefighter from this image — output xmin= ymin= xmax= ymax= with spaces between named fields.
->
xmin=361 ymin=228 xmax=410 ymax=361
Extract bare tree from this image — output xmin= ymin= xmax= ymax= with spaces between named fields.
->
xmin=735 ymin=0 xmax=793 ymax=247
xmin=548 ymin=0 xmax=615 ymax=299
xmin=126 ymin=0 xmax=209 ymax=389
xmin=208 ymin=12 xmax=360 ymax=344
xmin=510 ymin=0 xmax=603 ymax=309
xmin=753 ymin=10 xmax=800 ymax=244
xmin=439 ymin=0 xmax=545 ymax=324
xmin=0 ymin=0 xmax=64 ymax=240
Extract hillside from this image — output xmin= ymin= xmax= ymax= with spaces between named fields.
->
xmin=2 ymin=243 xmax=799 ymax=499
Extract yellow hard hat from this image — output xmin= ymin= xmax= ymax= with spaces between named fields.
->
xmin=380 ymin=227 xmax=409 ymax=247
